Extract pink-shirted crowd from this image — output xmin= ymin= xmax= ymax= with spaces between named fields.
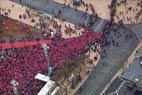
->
xmin=0 ymin=31 xmax=103 ymax=95
xmin=48 ymin=32 xmax=102 ymax=67
xmin=2 ymin=0 xmax=141 ymax=94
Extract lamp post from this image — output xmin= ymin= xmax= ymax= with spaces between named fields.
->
xmin=41 ymin=44 xmax=52 ymax=76
xmin=10 ymin=79 xmax=19 ymax=95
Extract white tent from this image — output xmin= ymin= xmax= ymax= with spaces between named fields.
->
xmin=35 ymin=73 xmax=50 ymax=82
xmin=35 ymin=73 xmax=59 ymax=95
xmin=37 ymin=80 xmax=56 ymax=95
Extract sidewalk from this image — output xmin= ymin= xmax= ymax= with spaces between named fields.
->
xmin=55 ymin=0 xmax=142 ymax=24
xmin=54 ymin=0 xmax=111 ymax=21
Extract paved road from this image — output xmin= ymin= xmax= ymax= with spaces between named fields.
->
xmin=75 ymin=25 xmax=140 ymax=95
xmin=105 ymin=77 xmax=135 ymax=95
xmin=13 ymin=0 xmax=91 ymax=24
xmin=131 ymin=23 xmax=142 ymax=41
xmin=11 ymin=0 xmax=141 ymax=95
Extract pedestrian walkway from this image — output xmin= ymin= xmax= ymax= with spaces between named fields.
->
xmin=54 ymin=0 xmax=111 ymax=20
xmin=12 ymin=0 xmax=93 ymax=25
xmin=55 ymin=0 xmax=142 ymax=24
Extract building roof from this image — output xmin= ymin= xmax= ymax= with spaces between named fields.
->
xmin=121 ymin=58 xmax=142 ymax=84
xmin=105 ymin=48 xmax=142 ymax=95
xmin=105 ymin=77 xmax=142 ymax=95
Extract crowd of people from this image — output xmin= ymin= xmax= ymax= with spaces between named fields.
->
xmin=0 ymin=9 xmax=102 ymax=94
xmin=114 ymin=0 xmax=142 ymax=24
xmin=0 ymin=0 xmax=141 ymax=95
xmin=48 ymin=32 xmax=102 ymax=67
xmin=0 ymin=30 xmax=103 ymax=94
xmin=63 ymin=0 xmax=96 ymax=15
xmin=0 ymin=45 xmax=47 ymax=95
xmin=59 ymin=0 xmax=142 ymax=24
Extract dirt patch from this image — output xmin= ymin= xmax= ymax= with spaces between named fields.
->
xmin=0 ymin=16 xmax=41 ymax=38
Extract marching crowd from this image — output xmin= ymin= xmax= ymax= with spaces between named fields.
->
xmin=0 ymin=30 xmax=102 ymax=94
xmin=0 ymin=0 xmax=141 ymax=94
